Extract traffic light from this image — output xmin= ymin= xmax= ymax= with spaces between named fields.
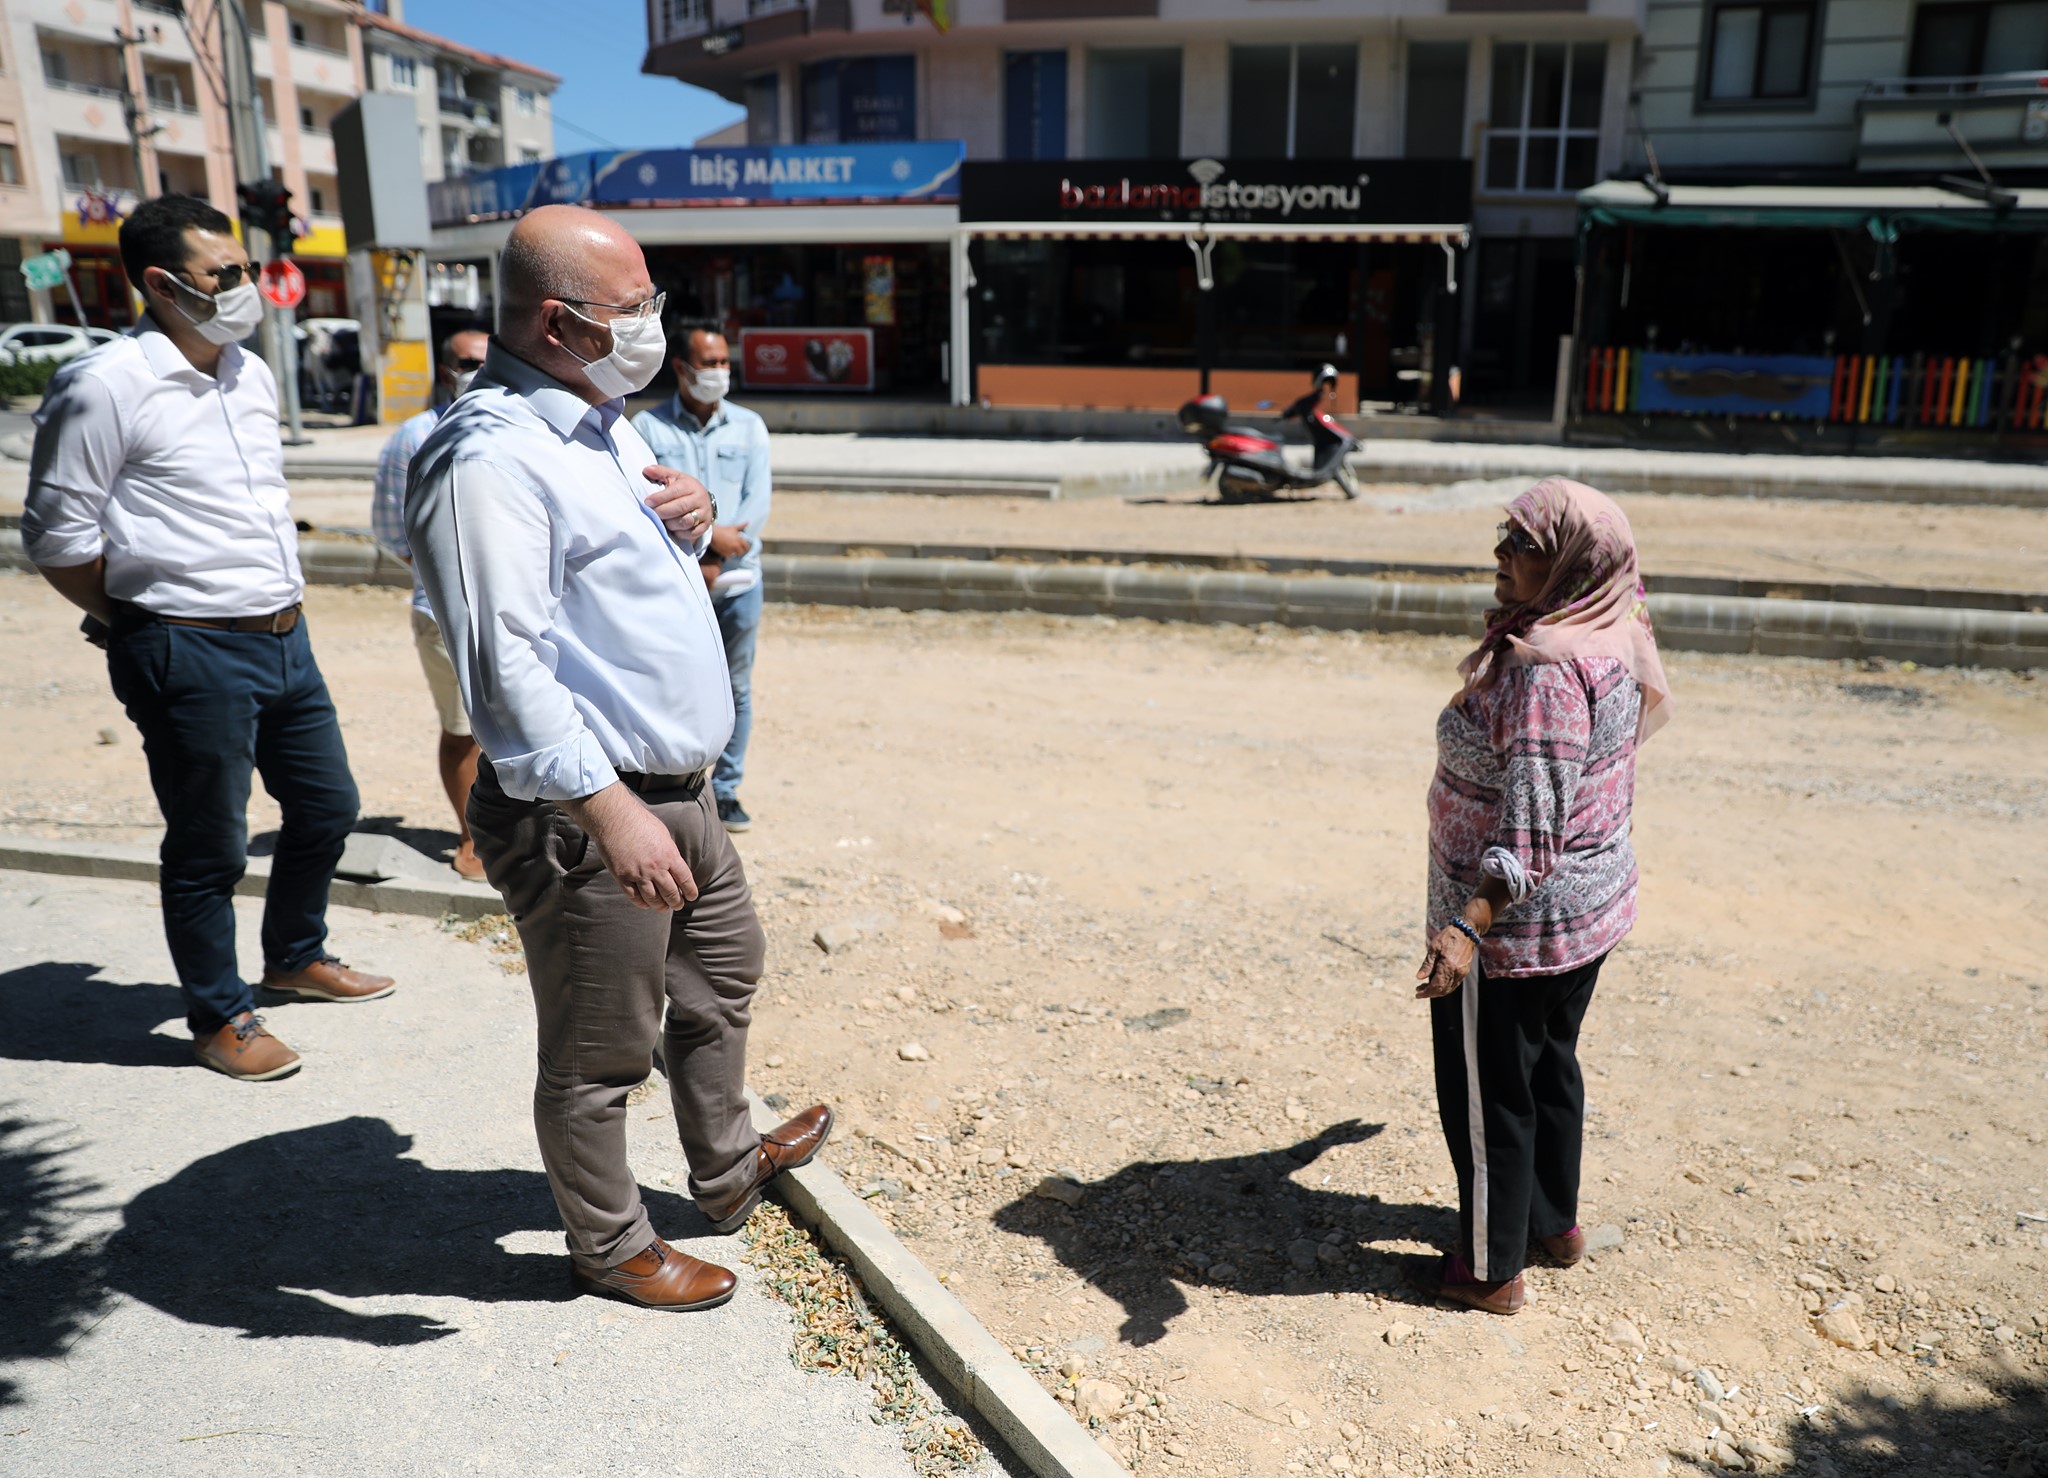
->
xmin=236 ymin=178 xmax=295 ymax=258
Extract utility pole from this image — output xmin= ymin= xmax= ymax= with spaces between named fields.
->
xmin=113 ymin=24 xmax=164 ymax=208
xmin=216 ymin=0 xmax=306 ymax=443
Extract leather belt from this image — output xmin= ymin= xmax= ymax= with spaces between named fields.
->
xmin=158 ymin=603 xmax=303 ymax=635
xmin=618 ymin=770 xmax=707 ymax=796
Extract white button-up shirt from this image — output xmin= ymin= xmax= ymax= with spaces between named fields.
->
xmin=22 ymin=318 xmax=303 ymax=618
xmin=405 ymin=345 xmax=730 ymax=803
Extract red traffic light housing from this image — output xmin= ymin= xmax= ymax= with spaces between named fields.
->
xmin=236 ymin=178 xmax=295 ymax=259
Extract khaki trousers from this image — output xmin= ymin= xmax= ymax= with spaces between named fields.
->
xmin=468 ymin=764 xmax=765 ymax=1269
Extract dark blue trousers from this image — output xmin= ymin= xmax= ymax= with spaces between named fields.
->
xmin=107 ymin=610 xmax=359 ymax=1034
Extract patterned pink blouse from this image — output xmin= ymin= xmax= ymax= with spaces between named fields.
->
xmin=1427 ymin=656 xmax=1642 ymax=979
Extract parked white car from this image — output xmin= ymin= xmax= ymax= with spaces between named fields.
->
xmin=0 ymin=322 xmax=96 ymax=364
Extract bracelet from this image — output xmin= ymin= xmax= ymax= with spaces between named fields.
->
xmin=1447 ymin=916 xmax=1484 ymax=948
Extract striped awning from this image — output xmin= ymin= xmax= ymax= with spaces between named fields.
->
xmin=966 ymin=222 xmax=1470 ymax=245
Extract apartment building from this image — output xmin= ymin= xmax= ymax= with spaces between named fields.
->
xmin=356 ymin=6 xmax=555 ymax=185
xmin=0 ymin=0 xmax=552 ymax=327
xmin=1572 ymin=0 xmax=2048 ymax=445
xmin=634 ymin=0 xmax=1642 ymax=408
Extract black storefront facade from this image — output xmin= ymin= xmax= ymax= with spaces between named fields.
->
xmin=956 ymin=159 xmax=1472 ymax=414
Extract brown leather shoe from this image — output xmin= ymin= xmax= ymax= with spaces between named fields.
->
xmin=1438 ymin=1253 xmax=1526 ymax=1315
xmin=572 ymin=1237 xmax=736 ymax=1311
xmin=1539 ymin=1227 xmax=1587 ymax=1267
xmin=194 ymin=1012 xmax=301 ymax=1081
xmin=262 ymin=956 xmax=396 ymax=1003
xmin=699 ymin=1104 xmax=834 ymax=1234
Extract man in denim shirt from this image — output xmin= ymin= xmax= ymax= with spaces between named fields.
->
xmin=632 ymin=320 xmax=771 ymax=833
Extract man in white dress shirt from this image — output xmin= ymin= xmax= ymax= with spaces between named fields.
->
xmin=22 ymin=194 xmax=394 ymax=1083
xmin=406 ymin=205 xmax=830 ymax=1311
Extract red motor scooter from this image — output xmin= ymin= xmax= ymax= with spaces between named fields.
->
xmin=1177 ymin=364 xmax=1361 ymax=503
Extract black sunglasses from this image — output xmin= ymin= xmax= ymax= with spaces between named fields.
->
xmin=175 ymin=262 xmax=251 ymax=291
xmin=1496 ymin=521 xmax=1543 ymax=557
xmin=451 ymin=356 xmax=486 ymax=372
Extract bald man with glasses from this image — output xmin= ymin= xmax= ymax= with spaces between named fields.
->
xmin=406 ymin=205 xmax=830 ymax=1311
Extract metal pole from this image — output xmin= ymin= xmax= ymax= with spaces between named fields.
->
xmin=113 ymin=27 xmax=161 ymax=207
xmin=61 ymin=269 xmax=89 ymax=330
xmin=218 ymin=0 xmax=303 ymax=441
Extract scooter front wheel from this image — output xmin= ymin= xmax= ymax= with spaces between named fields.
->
xmin=1334 ymin=466 xmax=1360 ymax=500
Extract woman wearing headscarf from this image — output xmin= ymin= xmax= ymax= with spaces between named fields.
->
xmin=1415 ymin=478 xmax=1672 ymax=1315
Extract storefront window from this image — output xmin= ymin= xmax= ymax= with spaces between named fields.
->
xmin=802 ymin=56 xmax=916 ymax=143
xmin=1909 ymin=0 xmax=2048 ymax=76
xmin=1228 ymin=45 xmax=1358 ymax=159
xmin=1004 ymin=51 xmax=1068 ymax=160
xmin=1483 ymin=41 xmax=1605 ymax=194
xmin=975 ymin=238 xmax=1196 ymax=366
xmin=1084 ymin=49 xmax=1182 ymax=159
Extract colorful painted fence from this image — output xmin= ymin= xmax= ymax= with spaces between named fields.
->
xmin=1581 ymin=348 xmax=2048 ymax=431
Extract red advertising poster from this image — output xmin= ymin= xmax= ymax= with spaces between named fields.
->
xmin=737 ymin=327 xmax=875 ymax=392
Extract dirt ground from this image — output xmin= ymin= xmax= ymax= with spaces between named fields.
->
xmin=2 ymin=572 xmax=2046 ymax=1477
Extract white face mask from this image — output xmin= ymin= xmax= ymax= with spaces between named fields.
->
xmin=165 ymin=274 xmax=264 ymax=346
xmin=560 ymin=304 xmax=665 ymax=400
xmin=683 ymin=363 xmax=731 ymax=404
xmin=450 ymin=369 xmax=478 ymax=398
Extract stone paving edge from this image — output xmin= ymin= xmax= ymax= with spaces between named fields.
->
xmin=745 ymin=1094 xmax=1123 ymax=1478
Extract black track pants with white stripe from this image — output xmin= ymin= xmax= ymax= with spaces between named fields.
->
xmin=1429 ymin=951 xmax=1606 ymax=1283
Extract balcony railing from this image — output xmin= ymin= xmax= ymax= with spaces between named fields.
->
xmin=440 ymin=93 xmax=498 ymax=126
xmin=45 ymin=76 xmax=127 ymax=101
xmin=1862 ymin=70 xmax=2048 ymax=100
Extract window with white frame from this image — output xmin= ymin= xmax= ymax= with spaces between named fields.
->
xmin=1483 ymin=41 xmax=1605 ymax=194
xmin=0 ymin=143 xmax=21 ymax=187
xmin=1228 ymin=43 xmax=1358 ymax=159
xmin=513 ymin=87 xmax=536 ymax=116
xmin=387 ymin=54 xmax=416 ymax=88
xmin=59 ymin=150 xmax=100 ymax=189
xmin=659 ymin=0 xmax=709 ymax=40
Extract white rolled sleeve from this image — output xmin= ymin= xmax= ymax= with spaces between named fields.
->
xmin=22 ymin=370 xmax=122 ymax=568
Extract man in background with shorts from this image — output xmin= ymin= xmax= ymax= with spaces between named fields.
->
xmin=372 ymin=322 xmax=491 ymax=879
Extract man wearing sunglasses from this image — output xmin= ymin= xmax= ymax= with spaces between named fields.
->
xmin=372 ymin=322 xmax=492 ymax=880
xmin=22 ymin=194 xmax=394 ymax=1084
xmin=406 ymin=205 xmax=830 ymax=1312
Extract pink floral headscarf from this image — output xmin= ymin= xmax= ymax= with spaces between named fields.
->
xmin=1458 ymin=477 xmax=1674 ymax=739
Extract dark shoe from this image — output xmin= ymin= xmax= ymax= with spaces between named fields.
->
xmin=699 ymin=1104 xmax=834 ymax=1234
xmin=193 ymin=1012 xmax=302 ymax=1081
xmin=717 ymin=796 xmax=751 ymax=833
xmin=571 ymin=1237 xmax=736 ymax=1311
xmin=262 ymin=955 xmax=396 ymax=1003
xmin=1539 ymin=1226 xmax=1587 ymax=1268
xmin=1437 ymin=1253 xmax=1526 ymax=1315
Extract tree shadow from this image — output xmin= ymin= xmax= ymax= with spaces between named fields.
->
xmin=103 ymin=1116 xmax=574 ymax=1346
xmin=0 ymin=962 xmax=191 ymax=1068
xmin=0 ymin=1110 xmax=115 ymax=1408
xmin=248 ymin=814 xmax=459 ymax=864
xmin=991 ymin=1120 xmax=1456 ymax=1348
xmin=1681 ymin=1370 xmax=2048 ymax=1475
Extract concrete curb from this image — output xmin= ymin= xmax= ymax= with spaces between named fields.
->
xmin=0 ymin=832 xmax=504 ymax=920
xmin=8 ymin=533 xmax=2041 ymax=668
xmin=761 ymin=554 xmax=2048 ymax=669
xmin=746 ymin=1094 xmax=1122 ymax=1478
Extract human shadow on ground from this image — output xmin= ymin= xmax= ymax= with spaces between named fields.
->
xmin=992 ymin=1120 xmax=1457 ymax=1347
xmin=0 ymin=962 xmax=191 ymax=1068
xmin=0 ymin=1109 xmax=115 ymax=1408
xmin=249 ymin=813 xmax=461 ymax=866
xmin=1680 ymin=1369 xmax=2048 ymax=1475
xmin=104 ymin=1116 xmax=575 ymax=1346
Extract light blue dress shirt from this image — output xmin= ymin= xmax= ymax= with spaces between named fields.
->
xmin=404 ymin=345 xmax=730 ymax=803
xmin=372 ymin=403 xmax=443 ymax=617
xmin=630 ymin=394 xmax=771 ymax=595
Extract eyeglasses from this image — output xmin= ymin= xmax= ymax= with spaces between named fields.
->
xmin=177 ymin=262 xmax=251 ymax=291
xmin=556 ymin=291 xmax=665 ymax=322
xmin=1496 ymin=521 xmax=1543 ymax=557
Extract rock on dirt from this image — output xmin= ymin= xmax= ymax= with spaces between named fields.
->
xmin=1032 ymin=1175 xmax=1084 ymax=1207
xmin=1605 ymin=1317 xmax=1648 ymax=1353
xmin=1384 ymin=1322 xmax=1416 ymax=1346
xmin=1817 ymin=1304 xmax=1872 ymax=1350
xmin=897 ymin=1041 xmax=932 ymax=1062
xmin=1075 ymin=1379 xmax=1126 ymax=1422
